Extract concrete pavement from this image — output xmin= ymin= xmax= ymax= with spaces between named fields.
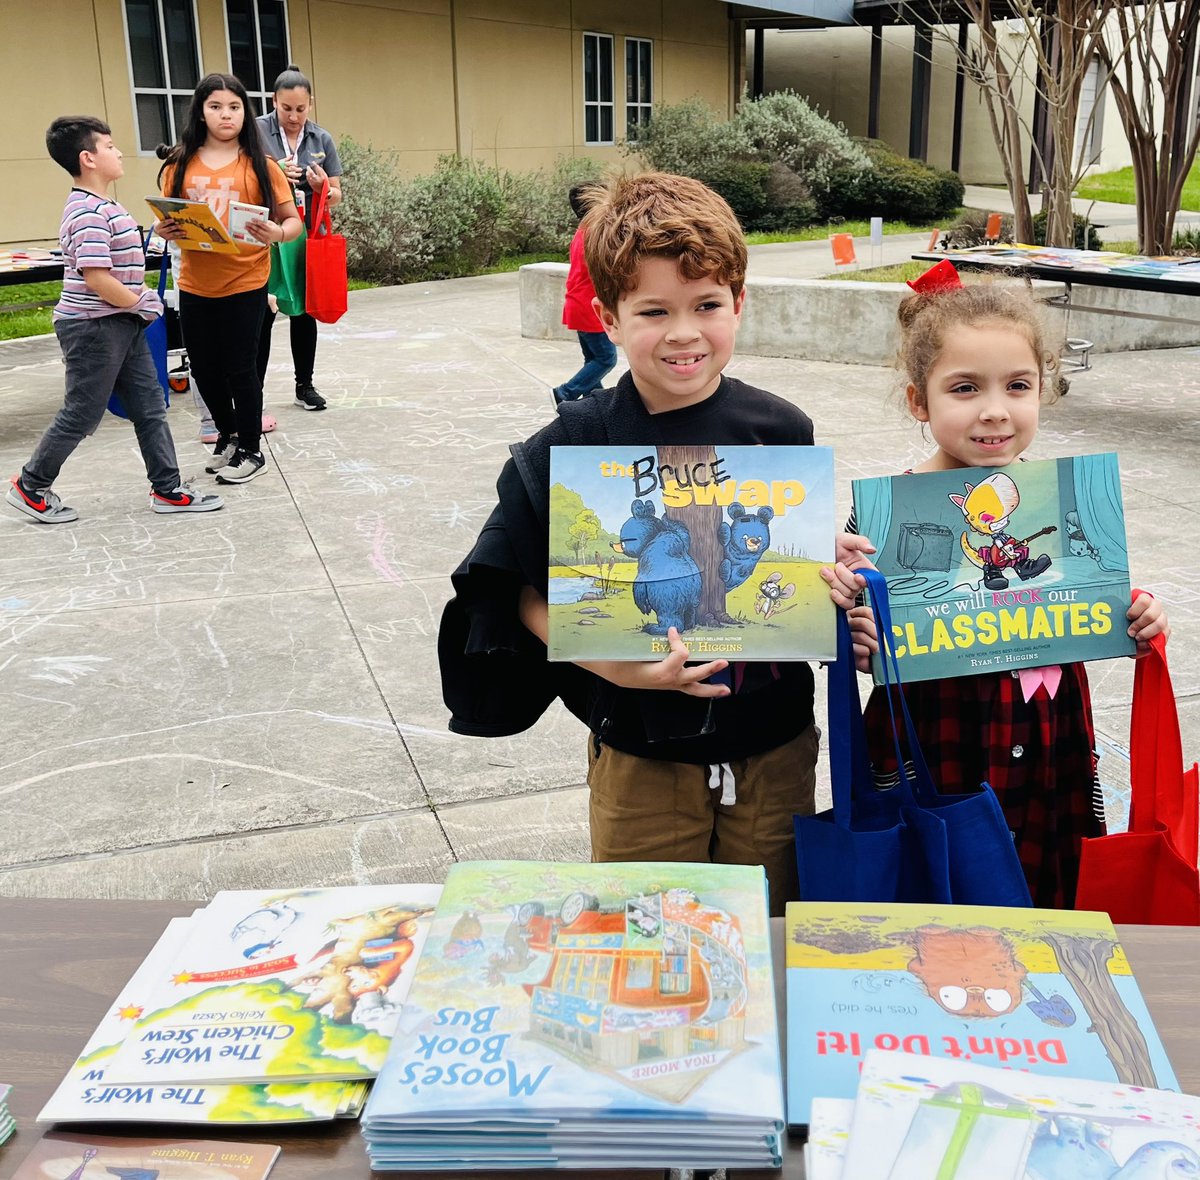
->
xmin=1 ymin=268 xmax=1197 ymax=900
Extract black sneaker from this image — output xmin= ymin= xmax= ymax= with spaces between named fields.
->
xmin=294 ymin=384 xmax=327 ymax=411
xmin=215 ymin=450 xmax=267 ymax=484
xmin=204 ymin=435 xmax=239 ymax=474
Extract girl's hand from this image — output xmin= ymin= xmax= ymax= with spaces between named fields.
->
xmin=847 ymin=605 xmax=879 ymax=675
xmin=1128 ymin=592 xmax=1170 ymax=656
xmin=820 ymin=531 xmax=877 ymax=610
xmin=581 ymin=628 xmax=730 ymax=698
xmin=245 ymin=217 xmax=282 ymax=246
xmin=154 ymin=217 xmax=185 ymax=241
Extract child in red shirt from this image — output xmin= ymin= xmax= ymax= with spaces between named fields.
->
xmin=552 ymin=184 xmax=618 ymax=405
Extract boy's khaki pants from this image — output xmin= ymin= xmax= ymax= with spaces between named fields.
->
xmin=586 ymin=725 xmax=819 ymax=917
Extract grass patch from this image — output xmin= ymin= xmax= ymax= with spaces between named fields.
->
xmin=478 ymin=251 xmax=569 ymax=275
xmin=825 ymin=261 xmax=928 ymax=283
xmin=1077 ymin=165 xmax=1200 ymax=209
xmin=0 ymin=308 xmax=53 ymax=339
xmin=0 ymin=280 xmax=61 ymax=310
xmin=746 ymin=213 xmax=963 ymax=245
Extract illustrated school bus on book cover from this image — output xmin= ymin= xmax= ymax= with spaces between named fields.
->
xmin=548 ymin=445 xmax=836 ymax=661
xmin=852 ymin=453 xmax=1136 ymax=684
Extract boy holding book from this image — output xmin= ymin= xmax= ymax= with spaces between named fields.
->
xmin=7 ymin=117 xmax=222 ymax=523
xmin=440 ymin=172 xmax=870 ymax=914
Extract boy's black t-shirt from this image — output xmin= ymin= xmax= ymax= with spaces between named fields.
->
xmin=440 ymin=372 xmax=818 ymax=764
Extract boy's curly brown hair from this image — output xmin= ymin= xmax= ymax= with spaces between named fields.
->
xmin=582 ymin=172 xmax=747 ymax=314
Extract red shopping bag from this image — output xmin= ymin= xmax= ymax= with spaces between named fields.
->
xmin=305 ymin=180 xmax=347 ymax=324
xmin=1076 ymin=596 xmax=1200 ymax=924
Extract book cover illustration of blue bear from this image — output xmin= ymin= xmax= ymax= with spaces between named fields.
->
xmin=851 ymin=453 xmax=1135 ymax=684
xmin=547 ymin=445 xmax=836 ymax=661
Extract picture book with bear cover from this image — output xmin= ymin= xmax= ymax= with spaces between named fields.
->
xmin=784 ymin=901 xmax=1176 ymax=1132
xmin=103 ymin=885 xmax=441 ymax=1086
xmin=362 ymin=860 xmax=785 ymax=1171
xmin=851 ymin=453 xmax=1135 ymax=684
xmin=547 ymin=445 xmax=836 ymax=661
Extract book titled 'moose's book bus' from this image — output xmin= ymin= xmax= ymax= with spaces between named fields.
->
xmin=548 ymin=445 xmax=836 ymax=661
xmin=851 ymin=453 xmax=1135 ymax=684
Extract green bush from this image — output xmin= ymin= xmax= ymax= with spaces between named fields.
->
xmin=822 ymin=138 xmax=963 ymax=222
xmin=623 ymin=91 xmax=858 ymax=230
xmin=1031 ymin=210 xmax=1101 ymax=251
xmin=735 ymin=89 xmax=869 ymax=194
xmin=943 ymin=207 xmax=1013 ymax=248
xmin=337 ymin=140 xmax=597 ymax=284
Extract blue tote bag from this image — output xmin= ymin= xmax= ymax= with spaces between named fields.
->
xmin=795 ymin=568 xmax=1032 ymax=907
xmin=108 ymin=241 xmax=170 ymax=419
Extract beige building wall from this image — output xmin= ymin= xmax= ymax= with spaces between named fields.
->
xmin=753 ymin=23 xmax=1039 ymax=186
xmin=2 ymin=0 xmax=734 ymax=244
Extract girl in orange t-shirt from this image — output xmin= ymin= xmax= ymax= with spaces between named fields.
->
xmin=156 ymin=73 xmax=301 ymax=485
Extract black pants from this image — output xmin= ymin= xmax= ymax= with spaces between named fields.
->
xmin=257 ymin=307 xmax=318 ymax=389
xmin=180 ymin=285 xmax=267 ymax=455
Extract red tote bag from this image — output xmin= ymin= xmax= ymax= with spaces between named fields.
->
xmin=1076 ymin=600 xmax=1200 ymax=925
xmin=305 ymin=180 xmax=347 ymax=324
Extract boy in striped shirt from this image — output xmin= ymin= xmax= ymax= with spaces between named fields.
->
xmin=6 ymin=116 xmax=222 ymax=523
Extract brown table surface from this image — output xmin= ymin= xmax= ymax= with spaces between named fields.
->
xmin=2 ymin=898 xmax=1197 ymax=1178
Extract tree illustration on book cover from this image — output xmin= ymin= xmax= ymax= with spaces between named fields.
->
xmin=547 ymin=445 xmax=836 ymax=660
xmin=784 ymin=902 xmax=1178 ymax=1130
xmin=851 ymin=453 xmax=1135 ymax=684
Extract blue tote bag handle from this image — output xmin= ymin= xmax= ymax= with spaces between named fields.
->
xmin=108 ymin=238 xmax=170 ymax=419
xmin=860 ymin=567 xmax=1032 ymax=908
xmin=796 ymin=609 xmax=948 ymax=903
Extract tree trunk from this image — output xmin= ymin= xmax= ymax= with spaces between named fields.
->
xmin=1039 ymin=933 xmax=1160 ymax=1088
xmin=656 ymin=446 xmax=731 ymax=626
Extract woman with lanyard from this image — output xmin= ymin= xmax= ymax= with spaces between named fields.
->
xmin=256 ymin=64 xmax=342 ymax=412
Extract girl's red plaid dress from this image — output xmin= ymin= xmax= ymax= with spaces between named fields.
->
xmin=862 ymin=662 xmax=1103 ymax=909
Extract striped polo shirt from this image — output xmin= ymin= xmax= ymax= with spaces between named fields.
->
xmin=53 ymin=188 xmax=147 ymax=321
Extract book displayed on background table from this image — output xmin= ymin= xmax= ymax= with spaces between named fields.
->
xmin=10 ymin=1132 xmax=279 ymax=1180
xmin=839 ymin=1049 xmax=1200 ymax=1180
xmin=785 ymin=901 xmax=1176 ymax=1130
xmin=144 ymin=197 xmax=238 ymax=253
xmin=851 ymin=453 xmax=1135 ymax=684
xmin=39 ymin=918 xmax=362 ymax=1124
xmin=102 ymin=885 xmax=441 ymax=1086
xmin=805 ymin=1096 xmax=854 ymax=1180
xmin=547 ymin=444 xmax=836 ymax=661
xmin=363 ymin=860 xmax=784 ymax=1170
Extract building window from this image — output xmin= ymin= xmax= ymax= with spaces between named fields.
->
xmin=1074 ymin=56 xmax=1106 ymax=168
xmin=123 ymin=0 xmax=201 ymax=153
xmin=625 ymin=38 xmax=653 ymax=139
xmin=226 ymin=0 xmax=291 ymax=116
xmin=583 ymin=32 xmax=615 ymax=145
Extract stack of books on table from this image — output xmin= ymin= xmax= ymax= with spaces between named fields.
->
xmin=38 ymin=884 xmax=441 ymax=1126
xmin=362 ymin=860 xmax=786 ymax=1171
xmin=785 ymin=900 xmax=1186 ymax=1178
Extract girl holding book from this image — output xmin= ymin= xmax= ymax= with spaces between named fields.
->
xmin=155 ymin=73 xmax=301 ymax=485
xmin=827 ymin=262 xmax=1170 ymax=908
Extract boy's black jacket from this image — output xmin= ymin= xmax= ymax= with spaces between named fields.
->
xmin=438 ymin=372 xmax=817 ymax=758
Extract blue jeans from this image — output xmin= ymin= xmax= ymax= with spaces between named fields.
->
xmin=24 ymin=315 xmax=180 ymax=494
xmin=554 ymin=330 xmax=617 ymax=401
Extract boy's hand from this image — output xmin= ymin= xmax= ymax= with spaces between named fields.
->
xmin=154 ymin=217 xmax=185 ymax=241
xmin=847 ymin=605 xmax=879 ymax=675
xmin=820 ymin=531 xmax=877 ymax=611
xmin=581 ymin=628 xmax=730 ymax=698
xmin=1128 ymin=591 xmax=1170 ymax=656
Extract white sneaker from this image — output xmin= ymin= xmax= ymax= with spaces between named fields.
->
xmin=6 ymin=478 xmax=78 ymax=523
xmin=216 ymin=450 xmax=267 ymax=484
xmin=151 ymin=482 xmax=224 ymax=514
xmin=204 ymin=436 xmax=239 ymax=474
